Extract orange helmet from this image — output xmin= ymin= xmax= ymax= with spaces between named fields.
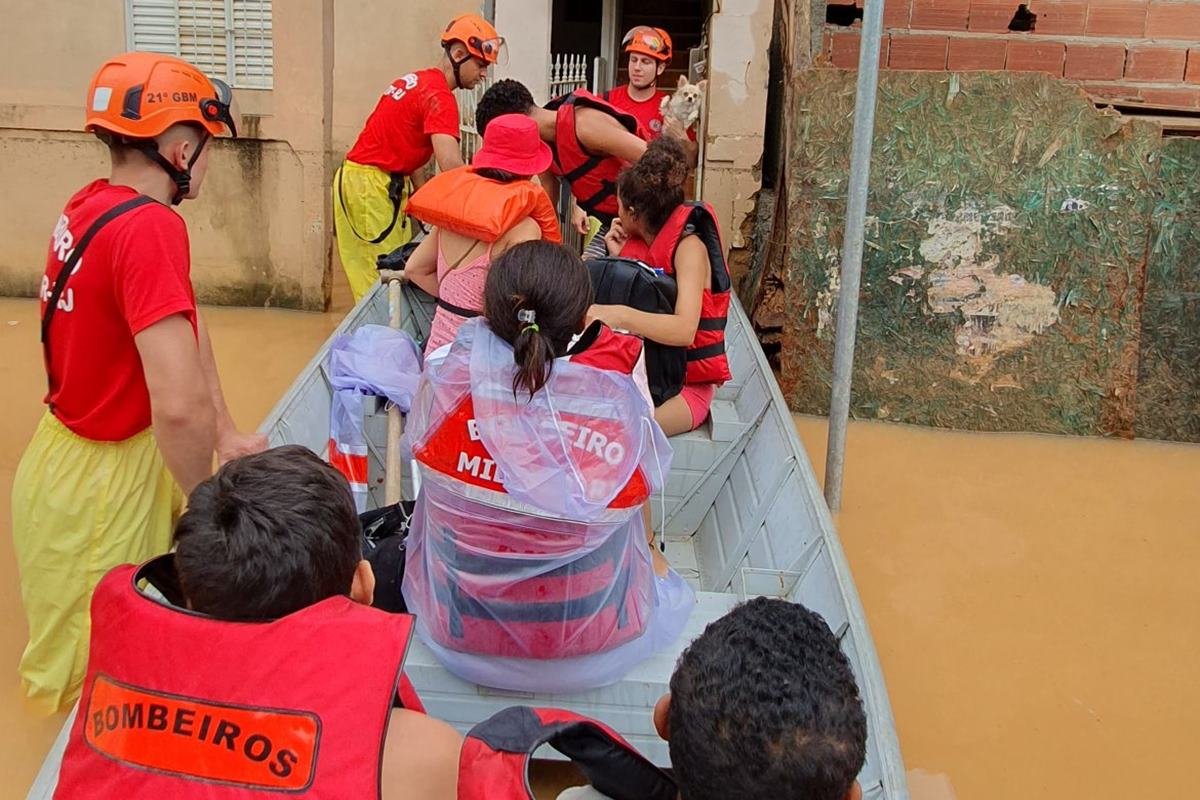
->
xmin=85 ymin=52 xmax=237 ymax=140
xmin=441 ymin=14 xmax=506 ymax=65
xmin=623 ymin=26 xmax=672 ymax=63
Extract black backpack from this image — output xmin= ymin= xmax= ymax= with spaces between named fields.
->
xmin=585 ymin=257 xmax=686 ymax=407
xmin=360 ymin=501 xmax=414 ymax=613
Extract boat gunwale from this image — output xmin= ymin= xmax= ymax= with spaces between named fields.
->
xmin=253 ymin=284 xmax=909 ymax=799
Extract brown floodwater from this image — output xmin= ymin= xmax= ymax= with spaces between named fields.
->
xmin=794 ymin=417 xmax=1200 ymax=800
xmin=1 ymin=295 xmax=1198 ymax=799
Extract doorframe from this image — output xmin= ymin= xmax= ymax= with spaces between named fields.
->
xmin=599 ymin=0 xmax=621 ymax=90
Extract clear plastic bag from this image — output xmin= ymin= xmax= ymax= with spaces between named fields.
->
xmin=402 ymin=320 xmax=692 ymax=691
xmin=327 ymin=325 xmax=422 ymax=510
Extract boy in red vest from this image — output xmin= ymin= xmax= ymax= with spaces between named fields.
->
xmin=56 ymin=450 xmax=868 ymax=800
xmin=54 ymin=446 xmax=462 ymax=798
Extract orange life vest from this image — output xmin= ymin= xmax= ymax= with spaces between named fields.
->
xmin=404 ymin=166 xmax=561 ymax=243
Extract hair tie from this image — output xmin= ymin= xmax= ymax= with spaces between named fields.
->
xmin=516 ymin=308 xmax=538 ymax=335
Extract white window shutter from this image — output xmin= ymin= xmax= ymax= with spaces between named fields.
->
xmin=231 ymin=0 xmax=273 ymax=89
xmin=126 ymin=0 xmax=181 ymax=55
xmin=178 ymin=0 xmax=229 ymax=82
xmin=126 ymin=0 xmax=273 ymax=90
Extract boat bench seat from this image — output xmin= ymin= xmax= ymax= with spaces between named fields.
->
xmin=405 ymin=590 xmax=745 ymax=767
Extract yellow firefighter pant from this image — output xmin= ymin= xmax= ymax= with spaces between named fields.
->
xmin=333 ymin=160 xmax=414 ymax=303
xmin=10 ymin=412 xmax=182 ymax=712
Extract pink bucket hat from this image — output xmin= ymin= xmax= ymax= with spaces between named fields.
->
xmin=473 ymin=113 xmax=553 ymax=176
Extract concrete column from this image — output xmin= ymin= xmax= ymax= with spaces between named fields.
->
xmin=703 ymin=0 xmax=772 ymax=252
xmin=494 ymin=0 xmax=552 ymax=102
xmin=253 ymin=0 xmax=335 ymax=310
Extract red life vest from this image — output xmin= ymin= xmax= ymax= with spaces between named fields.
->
xmin=568 ymin=319 xmax=644 ymax=374
xmin=409 ymin=324 xmax=658 ymax=660
xmin=405 ymin=165 xmax=562 ymax=244
xmin=545 ymin=91 xmax=642 ymax=220
xmin=460 ymin=706 xmax=676 ymax=800
xmin=55 ymin=560 xmax=422 ymax=799
xmin=622 ymin=202 xmax=732 ymax=385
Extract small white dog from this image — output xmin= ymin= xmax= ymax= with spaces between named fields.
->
xmin=659 ymin=75 xmax=707 ymax=132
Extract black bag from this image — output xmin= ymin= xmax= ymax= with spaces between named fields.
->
xmin=376 ymin=240 xmax=421 ymax=273
xmin=360 ymin=501 xmax=414 ymax=613
xmin=585 ymin=257 xmax=686 ymax=407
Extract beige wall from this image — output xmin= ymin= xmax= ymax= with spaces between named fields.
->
xmin=0 ymin=0 xmax=337 ymax=310
xmin=0 ymin=0 xmax=478 ymax=310
xmin=0 ymin=0 xmax=338 ymax=309
xmin=703 ymin=0 xmax=773 ymax=257
xmin=494 ymin=0 xmax=552 ymax=103
xmin=331 ymin=4 xmax=452 ymax=157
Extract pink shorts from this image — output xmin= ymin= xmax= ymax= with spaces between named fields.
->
xmin=679 ymin=383 xmax=718 ymax=431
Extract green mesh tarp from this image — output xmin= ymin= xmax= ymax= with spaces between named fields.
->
xmin=1138 ymin=139 xmax=1200 ymax=441
xmin=779 ymin=70 xmax=1177 ymax=438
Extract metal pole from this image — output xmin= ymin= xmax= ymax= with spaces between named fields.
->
xmin=383 ymin=277 xmax=404 ymax=506
xmin=824 ymin=0 xmax=886 ymax=512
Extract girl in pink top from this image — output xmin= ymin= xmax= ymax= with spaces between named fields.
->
xmin=403 ymin=114 xmax=556 ymax=354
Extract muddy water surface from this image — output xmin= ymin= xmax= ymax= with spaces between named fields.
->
xmin=795 ymin=415 xmax=1200 ymax=800
xmin=1 ymin=296 xmax=1198 ymax=799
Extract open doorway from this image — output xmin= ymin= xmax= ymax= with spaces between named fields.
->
xmin=549 ymin=0 xmax=712 ymax=95
xmin=550 ymin=1 xmax=604 ymax=90
xmin=547 ymin=0 xmax=713 ymax=210
xmin=613 ymin=0 xmax=710 ymax=91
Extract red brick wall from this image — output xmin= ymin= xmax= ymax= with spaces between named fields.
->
xmin=820 ymin=0 xmax=1200 ymax=108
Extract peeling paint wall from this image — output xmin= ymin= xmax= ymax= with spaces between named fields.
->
xmin=703 ymin=0 xmax=774 ymax=266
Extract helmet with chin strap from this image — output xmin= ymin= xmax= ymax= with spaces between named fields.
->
xmin=85 ymin=51 xmax=238 ymax=205
xmin=441 ymin=14 xmax=506 ymax=89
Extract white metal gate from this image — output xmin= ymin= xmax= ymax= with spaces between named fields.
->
xmin=548 ymin=53 xmax=590 ymax=254
xmin=454 ymin=76 xmax=493 ymax=164
xmin=549 ymin=53 xmax=588 ymax=98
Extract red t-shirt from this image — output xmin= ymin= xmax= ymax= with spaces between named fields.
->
xmin=346 ymin=68 xmax=461 ymax=174
xmin=41 ymin=180 xmax=197 ymax=442
xmin=606 ymin=84 xmax=696 ymax=141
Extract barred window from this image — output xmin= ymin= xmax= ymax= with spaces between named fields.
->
xmin=126 ymin=0 xmax=273 ymax=90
